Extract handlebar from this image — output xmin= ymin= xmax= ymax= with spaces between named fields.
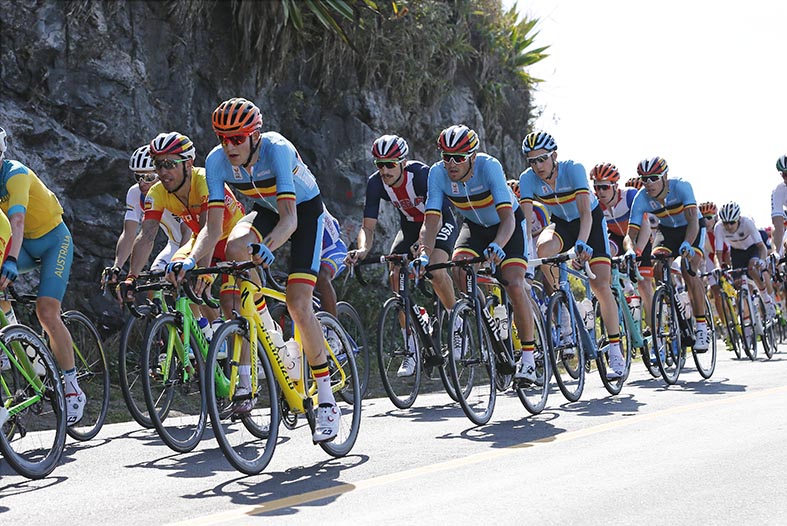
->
xmin=528 ymin=249 xmax=596 ymax=280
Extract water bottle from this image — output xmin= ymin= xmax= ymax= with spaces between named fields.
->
xmin=579 ymin=298 xmax=594 ymax=331
xmin=4 ymin=308 xmax=17 ymax=325
xmin=493 ymin=304 xmax=509 ymax=340
xmin=627 ymin=295 xmax=642 ymax=323
xmin=677 ymin=290 xmax=692 ymax=320
xmin=279 ymin=338 xmax=302 ymax=381
xmin=210 ymin=319 xmax=227 ymax=359
xmin=197 ymin=317 xmax=212 ymax=342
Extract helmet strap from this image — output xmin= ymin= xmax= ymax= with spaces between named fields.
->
xmin=545 ymin=159 xmax=556 ymax=181
xmin=168 ymin=161 xmax=189 ymax=194
xmin=243 ymin=134 xmax=261 ymax=168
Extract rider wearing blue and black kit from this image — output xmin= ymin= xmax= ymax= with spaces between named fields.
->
xmin=415 ymin=125 xmax=538 ymax=384
xmin=627 ymin=156 xmax=710 ymax=352
xmin=518 ymin=131 xmax=626 ymax=380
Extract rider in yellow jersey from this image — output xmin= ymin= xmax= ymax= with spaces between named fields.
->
xmin=0 ymin=126 xmax=85 ymax=425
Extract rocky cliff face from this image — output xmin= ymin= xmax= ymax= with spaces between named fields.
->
xmin=0 ymin=0 xmax=531 ymax=334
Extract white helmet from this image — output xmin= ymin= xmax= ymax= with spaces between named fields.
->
xmin=718 ymin=201 xmax=741 ymax=223
xmin=0 ymin=127 xmax=7 ymax=163
xmin=129 ymin=145 xmax=155 ymax=172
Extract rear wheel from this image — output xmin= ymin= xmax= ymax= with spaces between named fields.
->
xmin=376 ymin=297 xmax=421 ymax=409
xmin=719 ymin=291 xmax=742 ymax=359
xmin=594 ymin=296 xmax=631 ymax=395
xmin=545 ymin=291 xmax=585 ymax=402
xmin=652 ymin=287 xmax=683 ymax=385
xmin=757 ymin=295 xmax=777 ymax=360
xmin=0 ymin=325 xmax=66 ymax=479
xmin=336 ymin=301 xmax=370 ymax=398
xmin=738 ymin=292 xmax=757 ymax=360
xmin=514 ymin=297 xmax=550 ymax=415
xmin=118 ymin=306 xmax=158 ymax=428
xmin=62 ymin=310 xmax=109 ymax=441
xmin=692 ymin=296 xmax=717 ymax=378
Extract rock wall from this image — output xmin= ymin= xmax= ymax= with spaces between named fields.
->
xmin=0 ymin=0 xmax=531 ymax=334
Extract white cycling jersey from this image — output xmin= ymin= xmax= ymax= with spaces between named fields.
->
xmin=713 ymin=216 xmax=761 ymax=251
xmin=770 ymin=181 xmax=787 ymax=220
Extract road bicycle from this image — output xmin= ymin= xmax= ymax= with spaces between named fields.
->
xmin=0 ymin=312 xmax=66 ymax=479
xmin=203 ymin=261 xmax=361 ymax=475
xmin=707 ymin=268 xmax=745 ymax=359
xmin=728 ymin=266 xmax=777 ymax=360
xmin=608 ymin=255 xmax=651 ymax=386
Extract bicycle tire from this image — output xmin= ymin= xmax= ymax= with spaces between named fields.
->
xmin=376 ymin=296 xmax=421 ymax=409
xmin=514 ymin=296 xmax=550 ymax=415
xmin=205 ymin=318 xmax=279 ymax=475
xmin=737 ymin=291 xmax=757 ymax=360
xmin=545 ymin=291 xmax=585 ymax=402
xmin=594 ymin=296 xmax=631 ymax=396
xmin=720 ymin=291 xmax=742 ymax=359
xmin=435 ymin=306 xmax=460 ymax=402
xmin=336 ymin=301 xmax=370 ymax=399
xmin=315 ymin=312 xmax=362 ymax=457
xmin=448 ymin=298 xmax=496 ymax=425
xmin=141 ymin=313 xmax=207 ymax=453
xmin=692 ymin=296 xmax=717 ymax=378
xmin=118 ymin=306 xmax=158 ymax=428
xmin=0 ymin=325 xmax=66 ymax=479
xmin=757 ymin=295 xmax=777 ymax=360
xmin=652 ymin=286 xmax=683 ymax=385
xmin=62 ymin=310 xmax=110 ymax=441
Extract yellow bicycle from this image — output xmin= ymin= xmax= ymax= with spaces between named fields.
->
xmin=201 ymin=261 xmax=361 ymax=475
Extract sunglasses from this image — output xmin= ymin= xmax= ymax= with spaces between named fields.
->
xmin=134 ymin=172 xmax=158 ymax=183
xmin=593 ymin=183 xmax=613 ymax=191
xmin=639 ymin=175 xmax=662 ymax=183
xmin=374 ymin=160 xmax=399 ymax=170
xmin=703 ymin=215 xmax=716 ymax=221
xmin=527 ymin=153 xmax=551 ymax=166
xmin=442 ymin=153 xmax=470 ymax=164
xmin=154 ymin=158 xmax=189 ymax=170
xmin=217 ymin=133 xmax=248 ymax=146
xmin=723 ymin=220 xmax=738 ymax=225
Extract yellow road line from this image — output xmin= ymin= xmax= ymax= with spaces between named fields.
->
xmin=171 ymin=384 xmax=787 ymax=525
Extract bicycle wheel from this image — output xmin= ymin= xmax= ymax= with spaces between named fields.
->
xmin=652 ymin=287 xmax=683 ymax=385
xmin=545 ymin=291 xmax=585 ymax=402
xmin=737 ymin=292 xmax=757 ymax=360
xmin=205 ymin=318 xmax=279 ymax=475
xmin=594 ymin=296 xmax=631 ymax=396
xmin=692 ymin=296 xmax=717 ymax=378
xmin=141 ymin=313 xmax=207 ymax=453
xmin=435 ymin=306 xmax=460 ymax=401
xmin=118 ymin=306 xmax=160 ymax=428
xmin=720 ymin=291 xmax=742 ymax=359
xmin=757 ymin=296 xmax=777 ymax=360
xmin=336 ymin=301 xmax=370 ymax=399
xmin=514 ymin=297 xmax=550 ymax=415
xmin=448 ymin=298 xmax=496 ymax=425
xmin=376 ymin=296 xmax=421 ymax=409
xmin=488 ymin=297 xmax=514 ymax=393
xmin=62 ymin=311 xmax=109 ymax=441
xmin=315 ymin=312 xmax=362 ymax=457
xmin=0 ymin=325 xmax=66 ymax=479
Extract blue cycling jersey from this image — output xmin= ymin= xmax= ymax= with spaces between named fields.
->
xmin=518 ymin=160 xmax=598 ymax=222
xmin=425 ymin=153 xmax=517 ymax=227
xmin=629 ymin=178 xmax=697 ymax=230
xmin=205 ymin=131 xmax=320 ymax=212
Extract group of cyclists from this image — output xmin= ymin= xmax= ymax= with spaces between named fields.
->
xmin=3 ymin=103 xmax=787 ymax=477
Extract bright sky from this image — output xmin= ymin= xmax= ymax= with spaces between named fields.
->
xmin=504 ymin=0 xmax=787 ymax=226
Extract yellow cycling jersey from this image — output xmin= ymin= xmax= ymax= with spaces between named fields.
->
xmin=0 ymin=159 xmax=64 ymax=239
xmin=0 ymin=209 xmax=11 ymax=261
xmin=143 ymin=166 xmax=245 ymax=239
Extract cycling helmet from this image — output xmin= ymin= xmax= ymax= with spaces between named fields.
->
xmin=625 ymin=177 xmax=643 ymax=189
xmin=506 ymin=179 xmax=520 ymax=199
xmin=718 ymin=201 xmax=741 ymax=223
xmin=698 ymin=202 xmax=717 ymax=216
xmin=149 ymin=132 xmax=196 ymax=161
xmin=212 ymin=97 xmax=263 ymax=135
xmin=0 ymin=127 xmax=6 ymax=162
xmin=589 ymin=162 xmax=620 ymax=183
xmin=437 ymin=125 xmax=479 ymax=154
xmin=636 ymin=156 xmax=669 ymax=177
xmin=129 ymin=145 xmax=155 ymax=172
xmin=777 ymin=155 xmax=787 ymax=172
xmin=521 ymin=131 xmax=557 ymax=154
xmin=371 ymin=135 xmax=409 ymax=161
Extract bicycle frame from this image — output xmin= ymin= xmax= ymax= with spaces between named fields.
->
xmin=553 ymin=260 xmax=599 ymax=360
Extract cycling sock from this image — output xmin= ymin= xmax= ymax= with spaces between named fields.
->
xmin=311 ymin=362 xmax=335 ymax=405
xmin=238 ymin=365 xmax=251 ymax=390
xmin=695 ymin=315 xmax=707 ymax=326
xmin=608 ymin=334 xmax=621 ymax=353
xmin=521 ymin=341 xmax=535 ymax=353
xmin=63 ymin=367 xmax=81 ymax=395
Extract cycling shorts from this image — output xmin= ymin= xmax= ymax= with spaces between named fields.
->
xmin=652 ymin=224 xmax=705 ymax=258
xmin=391 ymin=219 xmax=457 ymax=258
xmin=322 ymin=236 xmax=347 ymax=279
xmin=551 ymin=206 xmax=610 ymax=264
xmin=730 ymin=245 xmax=760 ymax=270
xmin=454 ymin=207 xmax=527 ymax=270
xmin=17 ymin=221 xmax=73 ymax=301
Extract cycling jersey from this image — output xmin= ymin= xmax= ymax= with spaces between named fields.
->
xmin=124 ymin=184 xmax=184 ymax=245
xmin=600 ymin=187 xmax=637 ymax=237
xmin=204 ymin=132 xmax=320 ymax=212
xmin=425 ymin=153 xmax=517 ymax=227
xmin=144 ymin=167 xmax=245 ymax=240
xmin=518 ymin=160 xmax=598 ymax=222
xmin=629 ymin=178 xmax=697 ymax=230
xmin=770 ymin=181 xmax=787 ymax=219
xmin=363 ymin=161 xmax=452 ymax=223
xmin=322 ymin=206 xmax=347 ymax=278
xmin=0 ymin=209 xmax=10 ymax=262
xmin=713 ymin=216 xmax=762 ymax=251
xmin=0 ymin=159 xmax=64 ymax=238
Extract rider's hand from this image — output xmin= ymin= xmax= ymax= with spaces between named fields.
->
xmin=120 ymin=275 xmax=137 ymax=303
xmin=249 ymin=242 xmax=275 ymax=267
xmin=194 ymin=273 xmax=215 ymax=296
xmin=574 ymin=240 xmax=593 ymax=262
xmin=345 ymin=248 xmax=367 ymax=266
xmin=165 ymin=257 xmax=195 ymax=285
xmin=0 ymin=257 xmax=19 ymax=289
xmin=679 ymin=241 xmax=695 ymax=259
xmin=753 ymin=257 xmax=766 ymax=271
xmin=409 ymin=253 xmax=430 ymax=279
xmin=101 ymin=266 xmax=121 ymax=288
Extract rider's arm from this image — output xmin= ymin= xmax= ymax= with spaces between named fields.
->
xmin=493 ymin=206 xmax=515 ymax=248
xmin=264 ymin=198 xmax=297 ymax=251
xmin=683 ymin=206 xmax=700 ymax=246
xmin=6 ymin=212 xmax=24 ymax=260
xmin=188 ymin=206 xmax=223 ymax=264
xmin=127 ymin=219 xmax=159 ymax=276
xmin=418 ymin=212 xmax=441 ymax=256
xmin=354 ymin=217 xmax=377 ymax=258
xmin=576 ymin=193 xmax=592 ymax=244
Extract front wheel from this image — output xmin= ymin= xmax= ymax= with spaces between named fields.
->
xmin=594 ymin=295 xmax=631 ymax=396
xmin=692 ymin=296 xmax=717 ymax=379
xmin=758 ymin=296 xmax=777 ymax=360
xmin=514 ymin=296 xmax=550 ymax=415
xmin=652 ymin=287 xmax=683 ymax=385
xmin=62 ymin=310 xmax=110 ymax=441
xmin=376 ymin=297 xmax=421 ymax=409
xmin=738 ymin=291 xmax=757 ymax=360
xmin=545 ymin=291 xmax=585 ymax=402
xmin=719 ymin=291 xmax=742 ymax=359
xmin=118 ymin=306 xmax=157 ymax=428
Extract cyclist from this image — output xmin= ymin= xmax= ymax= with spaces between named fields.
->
xmin=714 ymin=201 xmax=777 ymax=319
xmin=627 ymin=156 xmax=711 ymax=351
xmin=699 ymin=202 xmax=729 ymax=347
xmin=416 ymin=125 xmax=539 ymax=383
xmin=345 ymin=134 xmax=458 ymax=377
xmin=184 ymin=97 xmax=341 ymax=443
xmin=0 ymin=125 xmax=84 ymax=424
xmin=519 ymin=132 xmax=626 ymax=379
xmin=316 ymin=205 xmax=348 ymax=317
xmin=591 ymin=162 xmax=654 ymax=327
xmin=102 ymin=145 xmax=189 ymax=292
xmin=770 ymin=155 xmax=787 ymax=256
xmin=507 ymin=178 xmax=550 ymax=278
xmin=124 ymin=132 xmax=246 ymax=325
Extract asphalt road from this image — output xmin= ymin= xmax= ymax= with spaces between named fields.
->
xmin=3 ymin=340 xmax=787 ymax=525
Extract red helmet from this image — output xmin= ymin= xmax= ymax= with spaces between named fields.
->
xmin=589 ymin=163 xmax=620 ymax=183
xmin=637 ymin=156 xmax=669 ymax=177
xmin=437 ymin=125 xmax=479 ymax=154
xmin=698 ymin=202 xmax=717 ymax=216
xmin=625 ymin=177 xmax=643 ymax=189
xmin=371 ymin=135 xmax=409 ymax=161
xmin=149 ymin=132 xmax=196 ymax=160
xmin=212 ymin=97 xmax=262 ymax=135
